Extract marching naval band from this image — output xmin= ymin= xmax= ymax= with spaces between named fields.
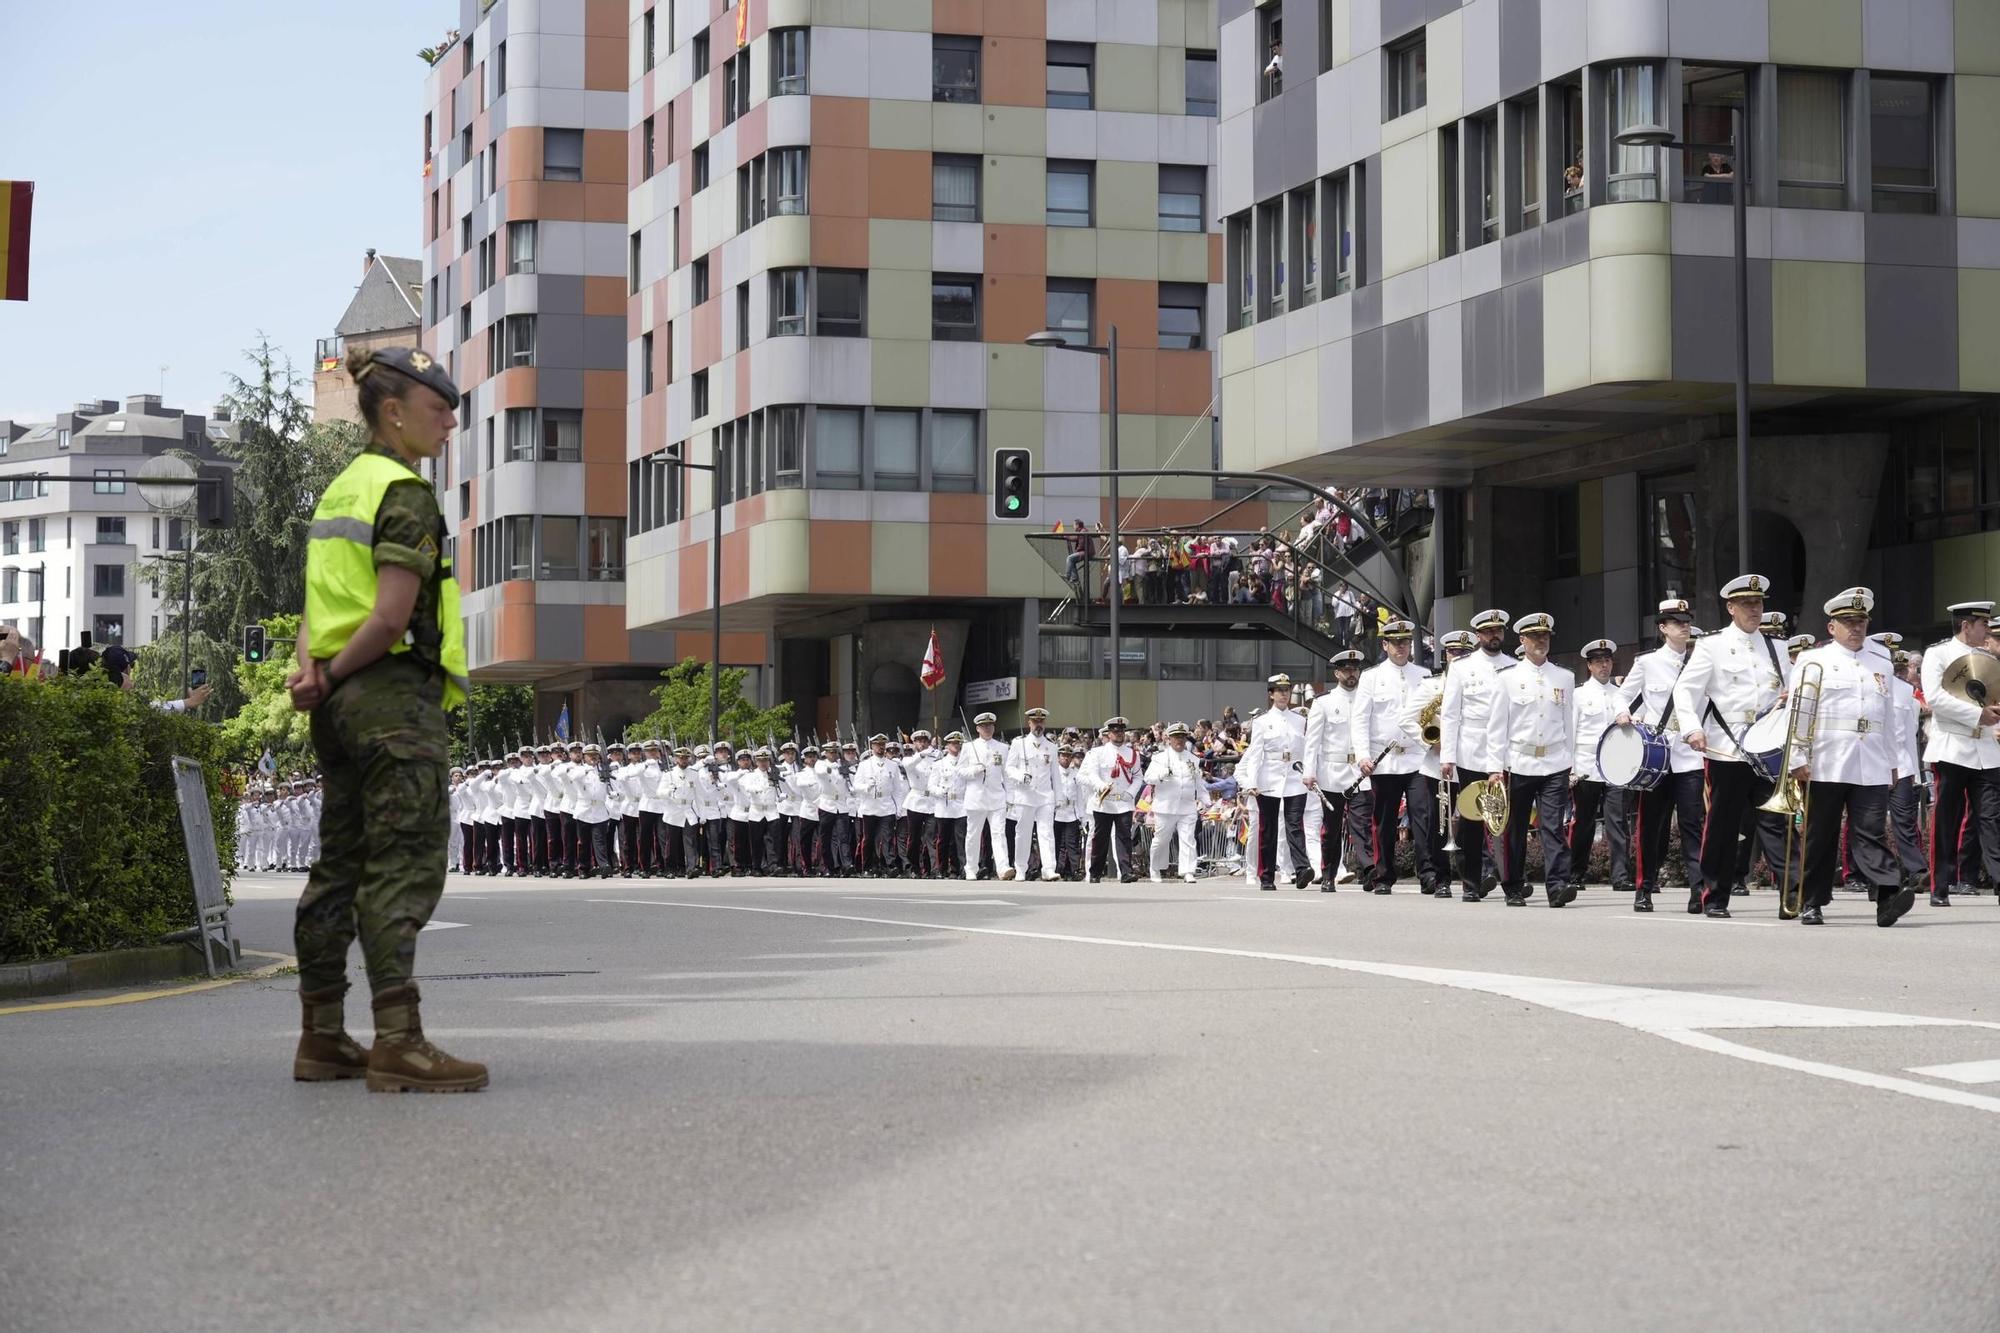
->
xmin=233 ymin=578 xmax=1999 ymax=927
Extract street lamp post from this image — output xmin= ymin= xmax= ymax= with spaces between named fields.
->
xmin=662 ymin=447 xmax=724 ymax=741
xmin=1619 ymin=109 xmax=1752 ymax=579
xmin=1026 ymin=324 xmax=1120 ymax=719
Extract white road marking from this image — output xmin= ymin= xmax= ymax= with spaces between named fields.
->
xmin=843 ymin=896 xmax=1018 ymax=907
xmin=422 ymin=921 xmax=469 ymax=932
xmin=591 ymin=899 xmax=2000 ymax=1117
xmin=1904 ymin=1059 xmax=2000 ymax=1085
xmin=1608 ymin=914 xmax=1779 ymax=928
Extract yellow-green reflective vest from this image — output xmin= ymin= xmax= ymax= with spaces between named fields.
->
xmin=304 ymin=452 xmax=468 ymax=709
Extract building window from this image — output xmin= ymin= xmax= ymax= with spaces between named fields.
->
xmin=481 ymin=236 xmax=498 ymax=290
xmin=770 ymin=268 xmax=808 ymax=335
xmin=1328 ymin=167 xmax=1357 ymax=294
xmin=642 ymin=330 xmax=657 ymax=394
xmin=1871 ymin=77 xmax=1937 ymax=214
xmin=506 ymin=314 xmax=536 ymax=367
xmin=501 ymin=515 xmax=532 ymax=580
xmin=1258 ymin=6 xmax=1284 ymax=103
xmin=93 ymin=614 xmax=124 ymax=645
xmin=1158 ymin=283 xmax=1205 ymax=350
xmin=1385 ymin=33 xmax=1426 ymax=120
xmin=1185 ymin=50 xmax=1217 ymax=116
xmin=1471 ymin=108 xmax=1500 ymax=245
xmin=691 ymin=369 xmax=710 ymax=418
xmin=933 ymin=35 xmax=980 ymax=103
xmin=508 ymin=221 xmax=536 ymax=274
xmin=933 ymin=154 xmax=981 ymax=221
xmin=1293 ymin=186 xmax=1319 ymax=301
xmin=458 ymin=304 xmax=472 ymax=342
xmin=92 ymin=468 xmax=127 ymax=495
xmin=27 ymin=519 xmax=43 ymax=551
xmin=94 ymin=565 xmax=124 ymax=597
xmin=692 ymin=29 xmax=709 ymax=77
xmin=724 ymin=51 xmax=750 ymax=123
xmin=1158 ymin=165 xmax=1205 ymax=232
xmin=815 ymin=269 xmax=865 ymax=337
xmin=643 ymin=6 xmax=656 ymax=71
xmin=1047 ymin=160 xmax=1093 ymax=227
xmin=543 ymin=128 xmax=584 ymax=181
xmin=630 ymin=231 xmax=643 ymax=296
xmin=1777 ymin=69 xmax=1847 ymax=209
xmin=814 ymin=407 xmax=863 ymax=488
xmin=643 ymin=115 xmax=657 ymax=177
xmin=874 ymin=410 xmax=921 ymax=491
xmin=772 ymin=27 xmax=809 ymax=96
xmin=1438 ymin=124 xmax=1462 ymax=257
xmin=541 ymin=516 xmax=581 ymax=581
xmin=738 ymin=160 xmax=762 ymax=231
xmin=505 ymin=409 xmax=535 ymax=462
xmin=96 ymin=516 xmax=126 ymax=543
xmin=693 ymin=143 xmax=710 ymax=190
xmin=1258 ymin=198 xmax=1287 ymax=313
xmin=932 ymin=411 xmax=978 ymax=492
xmin=693 ymin=255 xmax=710 ymax=303
xmin=1228 ymin=211 xmax=1254 ymax=328
xmin=736 ymin=283 xmax=751 ymax=353
xmin=1603 ymin=64 xmax=1660 ymax=202
xmin=1045 ymin=278 xmax=1094 ymax=346
xmin=932 ymin=274 xmax=980 ymax=341
xmin=2 ymin=568 xmax=16 ymax=603
xmin=1510 ymin=97 xmax=1542 ymax=231
xmin=3 ymin=521 xmax=17 ymax=555
xmin=1556 ymin=74 xmax=1586 ymax=213
xmin=771 ymin=147 xmax=808 ymax=214
xmin=587 ymin=518 xmax=624 ymax=581
xmin=544 ymin=410 xmax=584 ymax=462
xmin=1047 ymin=42 xmax=1093 ymax=110
xmin=55 ymin=428 xmax=70 ymax=450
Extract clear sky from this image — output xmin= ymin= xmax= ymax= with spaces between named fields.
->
xmin=0 ymin=2 xmax=452 ymax=424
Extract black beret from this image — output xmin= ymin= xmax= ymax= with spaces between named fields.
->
xmin=361 ymin=345 xmax=461 ymax=410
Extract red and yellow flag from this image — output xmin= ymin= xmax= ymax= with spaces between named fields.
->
xmin=735 ymin=1 xmax=748 ymax=47
xmin=1 ymin=182 xmax=31 ymax=302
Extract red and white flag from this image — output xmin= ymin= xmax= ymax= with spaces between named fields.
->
xmin=919 ymin=628 xmax=946 ymax=691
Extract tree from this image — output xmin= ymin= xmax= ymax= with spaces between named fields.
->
xmin=629 ymin=659 xmax=793 ymax=747
xmin=138 ymin=337 xmax=364 ymax=653
xmin=129 ymin=628 xmax=243 ymax=721
xmin=454 ymin=683 xmax=535 ymax=765
xmin=212 ymin=613 xmax=314 ymax=769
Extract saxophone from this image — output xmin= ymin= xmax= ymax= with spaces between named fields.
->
xmin=1418 ymin=692 xmax=1443 ymax=747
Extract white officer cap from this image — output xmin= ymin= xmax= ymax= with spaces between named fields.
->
xmin=1379 ymin=619 xmax=1416 ymax=640
xmin=1824 ymin=587 xmax=1875 ymax=620
xmin=1869 ymin=630 xmax=1902 ymax=649
xmin=1024 ymin=707 xmax=1049 ymax=720
xmin=1266 ymin=673 xmax=1292 ymax=689
xmin=943 ymin=731 xmax=965 ymax=744
xmin=1512 ymin=612 xmax=1554 ymax=636
xmin=1165 ymin=721 xmax=1191 ymax=737
xmin=1720 ymin=573 xmax=1770 ymax=600
xmin=1581 ymin=638 xmax=1617 ymax=658
xmin=1760 ymin=611 xmax=1788 ymax=632
xmin=1787 ymin=633 xmax=1815 ymax=653
xmin=1441 ymin=630 xmax=1476 ymax=653
xmin=1947 ymin=600 xmax=1994 ymax=619
xmin=1656 ymin=597 xmax=1692 ymax=621
xmin=973 ymin=712 xmax=997 ymax=726
xmin=1329 ymin=649 xmax=1365 ymax=666
xmin=1468 ymin=608 xmax=1509 ymax=630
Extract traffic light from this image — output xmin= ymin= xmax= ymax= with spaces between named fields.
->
xmin=243 ymin=624 xmax=266 ymax=664
xmin=992 ymin=448 xmax=1032 ymax=520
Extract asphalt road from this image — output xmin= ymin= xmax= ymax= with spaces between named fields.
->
xmin=4 ymin=871 xmax=1999 ymax=1333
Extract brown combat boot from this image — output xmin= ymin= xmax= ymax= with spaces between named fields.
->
xmin=365 ymin=984 xmax=489 ymax=1093
xmin=293 ymin=983 xmax=369 ymax=1082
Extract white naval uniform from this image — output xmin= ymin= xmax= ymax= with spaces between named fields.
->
xmin=1238 ymin=706 xmax=1307 ymax=884
xmin=959 ymin=735 xmax=1012 ymax=878
xmin=1440 ymin=648 xmax=1512 ymax=775
xmin=1144 ymin=744 xmax=1205 ymax=881
xmin=1672 ymin=623 xmax=1787 ymax=767
xmin=1006 ymin=730 xmax=1060 ymax=878
xmin=1571 ymin=676 xmax=1624 ymax=782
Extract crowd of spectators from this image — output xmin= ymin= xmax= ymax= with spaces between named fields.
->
xmin=1056 ymin=488 xmax=1432 ymax=646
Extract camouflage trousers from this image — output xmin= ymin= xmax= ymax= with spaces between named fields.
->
xmin=295 ymin=656 xmax=451 ymax=997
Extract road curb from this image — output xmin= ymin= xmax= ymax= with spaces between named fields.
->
xmin=0 ymin=943 xmax=221 ymax=1001
xmin=0 ymin=950 xmax=296 ymax=1015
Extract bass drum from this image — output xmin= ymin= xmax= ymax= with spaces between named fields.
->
xmin=1596 ymin=722 xmax=1670 ymax=791
xmin=1740 ymin=706 xmax=1788 ymax=781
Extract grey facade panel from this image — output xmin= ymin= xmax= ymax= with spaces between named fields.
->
xmin=536 ymin=314 xmax=586 ymax=369
xmin=536 ymin=604 xmax=584 ymax=659
xmin=1669 ymin=255 xmax=1773 ymax=386
xmin=1461 ymin=287 xmax=1507 ymax=417
xmin=536 ymin=367 xmax=586 ymax=410
xmin=1363 ymin=153 xmax=1383 ymax=286
xmin=539 ymin=274 xmax=585 ymax=314
xmin=1251 ymin=98 xmax=1287 ymax=202
xmin=1219 ymin=0 xmax=1254 ymax=24
xmin=582 ymin=314 xmax=628 ymax=371
xmin=1380 ymin=314 xmax=1431 ymax=439
xmin=1283 ymin=0 xmax=1321 ymax=81
xmin=1428 ymin=0 xmax=1464 ymax=20
xmin=1865 ymin=264 xmax=1958 ymax=392
xmin=1864 ymin=213 xmax=1957 ymax=269
xmin=1351 ymin=281 xmax=1383 ymax=334
xmin=1500 ymin=228 xmax=1544 ymax=285
xmin=1280 ymin=80 xmax=1318 ymax=190
xmin=1501 ymin=277 xmax=1543 ymax=405
xmin=1496 ymin=0 xmax=1542 ymax=99
xmin=1545 ymin=210 xmax=1590 ymax=270
xmin=1381 ymin=0 xmax=1430 ymax=41
xmin=1350 ymin=324 xmax=1387 ymax=442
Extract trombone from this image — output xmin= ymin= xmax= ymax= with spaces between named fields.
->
xmin=1760 ymin=660 xmax=1823 ymax=919
xmin=1439 ymin=772 xmax=1458 ymax=853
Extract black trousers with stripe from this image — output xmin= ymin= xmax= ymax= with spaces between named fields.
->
xmin=1696 ymin=759 xmax=1798 ymax=909
xmin=1634 ymin=769 xmax=1705 ymax=894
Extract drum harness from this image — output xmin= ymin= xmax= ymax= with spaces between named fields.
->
xmin=1625 ymin=636 xmax=1783 ymax=784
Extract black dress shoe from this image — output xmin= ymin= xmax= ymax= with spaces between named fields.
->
xmin=1418 ymin=880 xmax=1437 ymax=895
xmin=1293 ymin=869 xmax=1314 ymax=891
xmin=1686 ymin=893 xmax=1703 ymax=915
xmin=1890 ymin=887 xmax=1916 ymax=925
xmin=1731 ymin=883 xmax=1748 ymax=898
xmin=1260 ymin=882 xmax=1276 ymax=891
xmin=1546 ymin=889 xmax=1565 ymax=907
xmin=1478 ymin=875 xmax=1500 ymax=899
xmin=1558 ymin=883 xmax=1580 ymax=907
xmin=1800 ymin=906 xmax=1824 ymax=925
xmin=1320 ymin=884 xmax=1336 ymax=893
xmin=1372 ymin=885 xmax=1391 ymax=895
xmin=1633 ymin=891 xmax=1653 ymax=913
xmin=1704 ymin=904 xmax=1731 ymax=919
xmin=1503 ymin=893 xmax=1525 ymax=906
xmin=1434 ymin=884 xmax=1454 ymax=900
xmin=1612 ymin=881 xmax=1636 ymax=893
xmin=1930 ymin=890 xmax=1952 ymax=907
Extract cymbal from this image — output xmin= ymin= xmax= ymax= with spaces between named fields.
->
xmin=1940 ymin=651 xmax=2000 ymax=705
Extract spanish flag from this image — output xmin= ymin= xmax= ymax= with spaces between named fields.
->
xmin=1 ymin=182 xmax=31 ymax=302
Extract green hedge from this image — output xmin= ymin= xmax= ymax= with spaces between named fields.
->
xmin=0 ymin=672 xmax=236 ymax=962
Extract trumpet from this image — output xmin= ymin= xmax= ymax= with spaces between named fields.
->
xmin=1439 ymin=773 xmax=1459 ymax=853
xmin=1762 ymin=660 xmax=1823 ymax=919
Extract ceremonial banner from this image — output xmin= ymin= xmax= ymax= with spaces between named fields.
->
xmin=920 ymin=628 xmax=946 ymax=690
xmin=1 ymin=181 xmax=32 ymax=301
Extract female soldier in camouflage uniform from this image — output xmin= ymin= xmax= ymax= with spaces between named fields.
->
xmin=284 ymin=345 xmax=486 ymax=1093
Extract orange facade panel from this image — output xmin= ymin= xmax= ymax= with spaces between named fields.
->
xmin=983 ymin=273 xmax=1045 ymax=346
xmin=496 ymin=602 xmax=537 ymax=661
xmin=810 ymin=145 xmax=869 ymax=217
xmin=809 ymin=96 xmax=869 ymax=148
xmin=867 ymin=149 xmax=932 ymax=221
xmin=809 ymin=522 xmax=872 ymax=594
xmin=983 ymin=224 xmax=1046 ymax=276
xmin=983 ymin=37 xmax=1045 ymax=107
xmin=811 ymin=214 xmax=870 ymax=268
xmin=582 ymin=605 xmax=628 ymax=662
xmin=584 ymin=275 xmax=626 ymax=317
xmin=929 ymin=523 xmax=988 ymax=597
